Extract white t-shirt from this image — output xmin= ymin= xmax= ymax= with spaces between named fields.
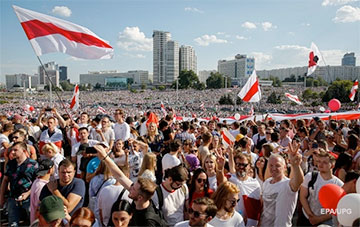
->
xmin=113 ymin=122 xmax=130 ymax=142
xmin=162 ymin=153 xmax=181 ymax=174
xmin=229 ymin=175 xmax=261 ymax=226
xmin=208 ymin=175 xmax=217 ymax=191
xmin=0 ymin=134 xmax=9 ymax=155
xmin=94 ymin=128 xmax=115 ymax=147
xmin=260 ymin=177 xmax=298 ymax=227
xmin=71 ymin=140 xmax=99 ymax=174
xmin=152 ymin=183 xmax=189 ymax=226
xmin=301 ymin=172 xmax=343 ymax=218
xmin=174 ymin=220 xmax=214 ymax=227
xmin=209 ymin=211 xmax=245 ymax=227
xmin=51 ymin=152 xmax=65 ymax=180
xmin=128 ymin=150 xmax=144 ymax=182
xmin=98 ymin=184 xmax=132 ymax=226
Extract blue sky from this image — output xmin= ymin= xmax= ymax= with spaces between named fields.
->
xmin=1 ymin=0 xmax=359 ymax=83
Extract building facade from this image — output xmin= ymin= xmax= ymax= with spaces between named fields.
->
xmin=59 ymin=66 xmax=68 ymax=81
xmin=153 ymin=30 xmax=171 ymax=85
xmin=257 ymin=65 xmax=360 ymax=83
xmin=342 ymin=52 xmax=356 ymax=66
xmin=38 ymin=61 xmax=60 ymax=87
xmin=165 ymin=40 xmax=179 ymax=84
xmin=5 ymin=74 xmax=33 ymax=90
xmin=79 ymin=70 xmax=149 ymax=88
xmin=198 ymin=70 xmax=216 ymax=84
xmin=218 ymin=54 xmax=255 ymax=85
xmin=179 ymin=45 xmax=197 ymax=73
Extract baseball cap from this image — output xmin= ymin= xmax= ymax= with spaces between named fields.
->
xmin=36 ymin=159 xmax=54 ymax=177
xmin=76 ymin=143 xmax=89 ymax=155
xmin=40 ymin=195 xmax=65 ymax=223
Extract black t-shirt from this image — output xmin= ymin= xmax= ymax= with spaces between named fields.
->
xmin=129 ymin=201 xmax=160 ymax=227
xmin=39 ymin=178 xmax=85 ymax=215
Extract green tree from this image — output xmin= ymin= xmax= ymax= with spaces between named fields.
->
xmin=267 ymin=92 xmax=282 ymax=104
xmin=219 ymin=94 xmax=234 ymax=105
xmin=176 ymin=70 xmax=200 ymax=89
xmin=158 ymin=85 xmax=166 ymax=91
xmin=94 ymin=83 xmax=102 ymax=89
xmin=206 ymin=72 xmax=226 ymax=89
xmin=322 ymin=80 xmax=354 ymax=103
xmin=141 ymin=83 xmax=147 ymax=90
xmin=236 ymin=96 xmax=243 ymax=105
xmin=60 ymin=81 xmax=74 ymax=91
xmin=196 ymin=82 xmax=206 ymax=90
xmin=269 ymin=76 xmax=282 ymax=87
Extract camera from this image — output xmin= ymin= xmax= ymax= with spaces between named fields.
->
xmin=312 ymin=143 xmax=319 ymax=149
xmin=124 ymin=141 xmax=130 ymax=150
xmin=85 ymin=147 xmax=97 ymax=154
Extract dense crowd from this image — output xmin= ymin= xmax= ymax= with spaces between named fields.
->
xmin=0 ymin=104 xmax=359 ymax=227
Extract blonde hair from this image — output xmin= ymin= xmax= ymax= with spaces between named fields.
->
xmin=42 ymin=142 xmax=59 ymax=154
xmin=202 ymin=154 xmax=218 ymax=172
xmin=147 ymin=122 xmax=159 ymax=136
xmin=94 ymin=160 xmax=113 ymax=180
xmin=138 ymin=152 xmax=157 ymax=176
xmin=211 ymin=181 xmax=240 ymax=209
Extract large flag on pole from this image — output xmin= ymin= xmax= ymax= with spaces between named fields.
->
xmin=285 ymin=93 xmax=303 ymax=105
xmin=70 ymin=84 xmax=79 ymax=111
xmin=349 ymin=80 xmax=358 ymax=101
xmin=13 ymin=5 xmax=114 ymax=59
xmin=307 ymin=42 xmax=321 ymax=76
xmin=238 ymin=70 xmax=261 ymax=102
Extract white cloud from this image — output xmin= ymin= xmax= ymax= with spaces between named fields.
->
xmin=184 ymin=7 xmax=204 ymax=14
xmin=216 ymin=32 xmax=225 ymax=35
xmin=262 ymin=22 xmax=277 ymax=31
xmin=235 ymin=35 xmax=248 ymax=40
xmin=250 ymin=52 xmax=273 ymax=69
xmin=194 ymin=35 xmax=228 ymax=46
xmin=123 ymin=53 xmax=146 ymax=59
xmin=241 ymin=21 xmax=257 ymax=29
xmin=117 ymin=27 xmax=152 ymax=51
xmin=301 ymin=22 xmax=311 ymax=26
xmin=52 ymin=6 xmax=72 ymax=17
xmin=322 ymin=0 xmax=359 ymax=6
xmin=333 ymin=5 xmax=360 ymax=23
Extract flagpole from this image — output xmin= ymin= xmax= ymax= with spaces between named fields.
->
xmin=36 ymin=56 xmax=72 ymax=118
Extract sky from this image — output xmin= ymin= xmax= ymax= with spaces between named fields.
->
xmin=1 ymin=0 xmax=359 ymax=83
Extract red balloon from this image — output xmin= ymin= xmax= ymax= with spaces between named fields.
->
xmin=29 ymin=106 xmax=35 ymax=112
xmin=318 ymin=184 xmax=346 ymax=214
xmin=324 ymin=109 xmax=331 ymax=113
xmin=328 ymin=99 xmax=341 ymax=112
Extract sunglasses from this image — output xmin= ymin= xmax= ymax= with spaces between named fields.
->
xmin=196 ymin=178 xmax=207 ymax=184
xmin=235 ymin=163 xmax=249 ymax=168
xmin=188 ymin=208 xmax=207 ymax=218
xmin=227 ymin=199 xmax=240 ymax=206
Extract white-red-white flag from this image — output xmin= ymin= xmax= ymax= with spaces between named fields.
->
xmin=238 ymin=70 xmax=261 ymax=102
xmin=97 ymin=106 xmax=107 ymax=114
xmin=307 ymin=42 xmax=321 ymax=76
xmin=160 ymin=102 xmax=167 ymax=116
xmin=200 ymin=102 xmax=205 ymax=110
xmin=349 ymin=80 xmax=358 ymax=101
xmin=13 ymin=5 xmax=114 ymax=59
xmin=221 ymin=128 xmax=235 ymax=148
xmin=285 ymin=93 xmax=303 ymax=105
xmin=70 ymin=84 xmax=79 ymax=111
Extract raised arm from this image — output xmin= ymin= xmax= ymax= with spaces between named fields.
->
xmin=288 ymin=142 xmax=304 ymax=192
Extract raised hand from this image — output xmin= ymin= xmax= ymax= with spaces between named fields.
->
xmin=288 ymin=140 xmax=302 ymax=166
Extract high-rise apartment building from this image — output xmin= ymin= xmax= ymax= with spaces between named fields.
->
xmin=5 ymin=74 xmax=33 ymax=90
xmin=342 ymin=52 xmax=356 ymax=66
xmin=38 ymin=61 xmax=60 ymax=87
xmin=153 ymin=30 xmax=171 ymax=85
xmin=59 ymin=66 xmax=68 ymax=81
xmin=180 ymin=45 xmax=197 ymax=73
xmin=165 ymin=40 xmax=179 ymax=84
xmin=218 ymin=54 xmax=255 ymax=85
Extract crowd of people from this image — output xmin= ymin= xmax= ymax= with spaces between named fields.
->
xmin=0 ymin=104 xmax=359 ymax=227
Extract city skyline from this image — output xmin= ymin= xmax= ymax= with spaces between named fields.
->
xmin=1 ymin=0 xmax=359 ymax=83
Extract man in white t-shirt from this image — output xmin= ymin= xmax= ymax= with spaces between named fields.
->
xmin=299 ymin=149 xmax=343 ymax=226
xmin=0 ymin=123 xmax=13 ymax=156
xmin=113 ymin=109 xmax=130 ymax=142
xmin=162 ymin=139 xmax=182 ymax=174
xmin=209 ymin=181 xmax=245 ymax=227
xmin=228 ymin=153 xmax=261 ymax=226
xmin=152 ymin=165 xmax=189 ymax=226
xmin=260 ymin=143 xmax=304 ymax=227
xmin=175 ymin=197 xmax=217 ymax=227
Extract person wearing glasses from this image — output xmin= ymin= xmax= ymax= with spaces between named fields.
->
xmin=188 ymin=168 xmax=214 ymax=209
xmin=209 ymin=181 xmax=245 ymax=227
xmin=175 ymin=197 xmax=217 ymax=227
xmin=227 ymin=151 xmax=261 ymax=226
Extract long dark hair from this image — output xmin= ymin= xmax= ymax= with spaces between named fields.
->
xmin=107 ymin=199 xmax=133 ymax=226
xmin=189 ymin=168 xmax=210 ymax=203
xmin=333 ymin=152 xmax=353 ymax=173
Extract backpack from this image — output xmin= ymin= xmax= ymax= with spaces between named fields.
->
xmin=145 ymin=200 xmax=168 ymax=227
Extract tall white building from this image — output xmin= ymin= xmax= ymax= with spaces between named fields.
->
xmin=165 ymin=40 xmax=179 ymax=84
xmin=218 ymin=54 xmax=255 ymax=85
xmin=153 ymin=30 xmax=171 ymax=85
xmin=180 ymin=45 xmax=197 ymax=73
xmin=38 ymin=61 xmax=60 ymax=87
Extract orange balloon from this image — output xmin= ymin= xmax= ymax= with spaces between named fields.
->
xmin=318 ymin=184 xmax=346 ymax=215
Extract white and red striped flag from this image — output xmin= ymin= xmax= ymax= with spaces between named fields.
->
xmin=285 ymin=93 xmax=303 ymax=105
xmin=200 ymin=102 xmax=205 ymax=110
xmin=70 ymin=84 xmax=79 ymax=111
xmin=349 ymin=80 xmax=358 ymax=101
xmin=13 ymin=5 xmax=113 ymax=59
xmin=307 ymin=42 xmax=321 ymax=76
xmin=97 ymin=106 xmax=107 ymax=114
xmin=238 ymin=70 xmax=261 ymax=102
xmin=221 ymin=128 xmax=235 ymax=148
xmin=160 ymin=102 xmax=167 ymax=116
